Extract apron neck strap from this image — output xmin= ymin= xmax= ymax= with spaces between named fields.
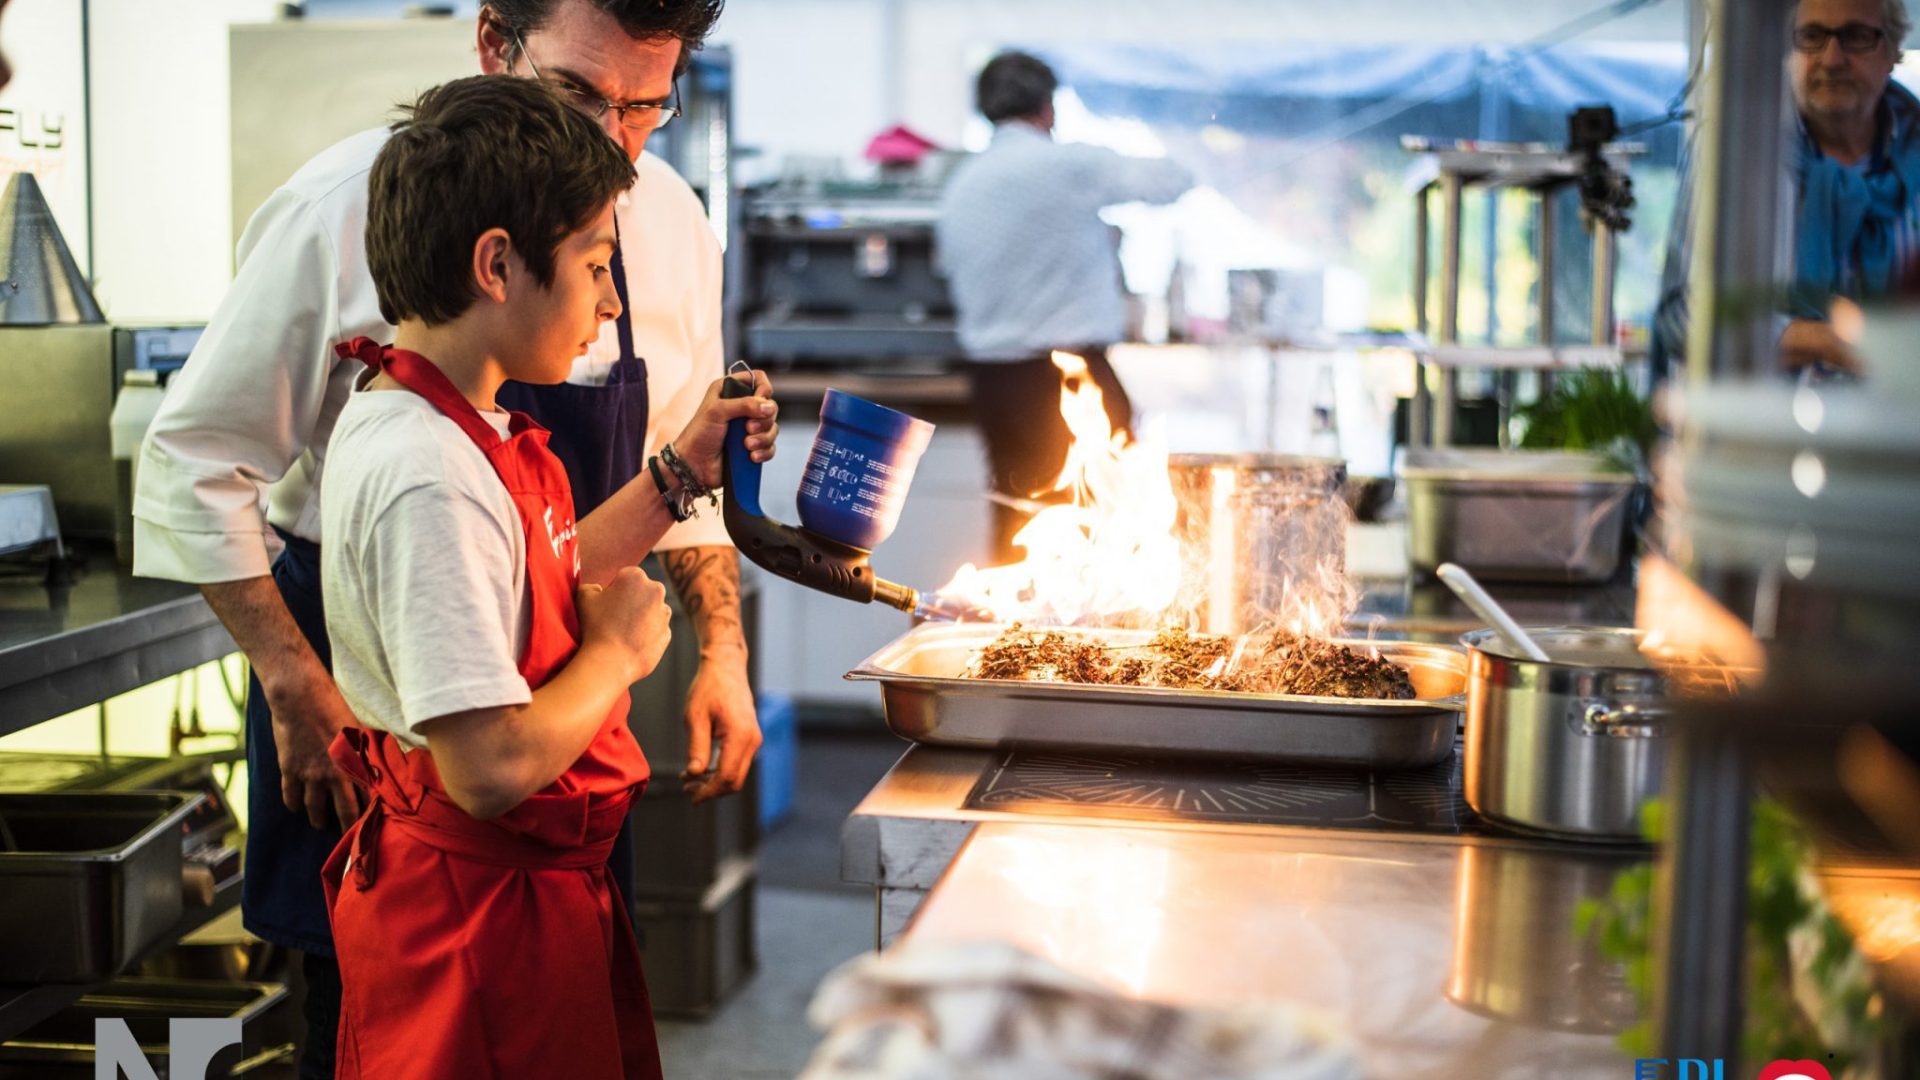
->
xmin=335 ymin=336 xmax=509 ymax=450
xmin=610 ymin=218 xmax=636 ymax=366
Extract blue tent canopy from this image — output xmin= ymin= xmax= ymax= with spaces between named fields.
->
xmin=1037 ymin=42 xmax=1690 ymax=159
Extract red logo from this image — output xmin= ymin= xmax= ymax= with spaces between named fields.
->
xmin=1755 ymin=1063 xmax=1831 ymax=1080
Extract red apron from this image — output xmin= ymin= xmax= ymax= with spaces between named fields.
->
xmin=321 ymin=338 xmax=660 ymax=1080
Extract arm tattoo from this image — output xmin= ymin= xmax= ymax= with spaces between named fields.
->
xmin=659 ymin=546 xmax=745 ymax=651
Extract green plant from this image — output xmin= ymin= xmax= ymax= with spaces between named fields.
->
xmin=1575 ymin=799 xmax=1882 ymax=1073
xmin=1514 ymin=367 xmax=1657 ymax=472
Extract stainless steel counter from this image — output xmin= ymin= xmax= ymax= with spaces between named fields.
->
xmin=840 ymin=745 xmax=1647 ymax=1076
xmin=905 ymin=821 xmax=1634 ymax=1079
xmin=0 ymin=551 xmax=234 ymax=735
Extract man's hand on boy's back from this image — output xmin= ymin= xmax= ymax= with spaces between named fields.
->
xmin=576 ymin=565 xmax=673 ymax=685
xmin=673 ymin=371 xmax=780 ymax=488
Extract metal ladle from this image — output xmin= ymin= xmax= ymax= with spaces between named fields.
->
xmin=1435 ymin=562 xmax=1553 ymax=663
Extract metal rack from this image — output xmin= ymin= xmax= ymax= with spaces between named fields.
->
xmin=1405 ymin=139 xmax=1637 ymax=447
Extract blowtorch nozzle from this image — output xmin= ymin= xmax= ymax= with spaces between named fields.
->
xmin=908 ymin=591 xmax=997 ymax=624
xmin=871 ymin=578 xmax=919 ymax=615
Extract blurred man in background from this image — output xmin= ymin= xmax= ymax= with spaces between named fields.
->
xmin=938 ymin=51 xmax=1192 ymax=558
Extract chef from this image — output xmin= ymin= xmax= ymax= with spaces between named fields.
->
xmin=132 ymin=2 xmax=752 ymax=1076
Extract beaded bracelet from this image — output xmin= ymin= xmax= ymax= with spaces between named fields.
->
xmin=660 ymin=442 xmax=719 ymax=510
xmin=647 ymin=454 xmax=695 ymax=522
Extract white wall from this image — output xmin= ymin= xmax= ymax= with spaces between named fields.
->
xmin=87 ymin=0 xmax=281 ymax=321
xmin=0 ymin=0 xmax=90 ymax=273
xmin=709 ymin=0 xmax=893 ymax=185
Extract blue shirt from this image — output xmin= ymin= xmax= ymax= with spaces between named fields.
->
xmin=937 ymin=123 xmax=1193 ymax=360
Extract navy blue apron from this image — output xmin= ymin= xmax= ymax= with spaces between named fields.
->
xmin=243 ymin=527 xmax=344 ymax=957
xmin=495 ymin=236 xmax=648 ymax=898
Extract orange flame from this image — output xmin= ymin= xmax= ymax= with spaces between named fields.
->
xmin=934 ymin=352 xmax=1182 ymax=626
xmin=933 ymin=352 xmax=1356 ymax=640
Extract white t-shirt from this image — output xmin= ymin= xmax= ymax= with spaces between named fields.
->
xmin=320 ymin=386 xmax=533 ymax=748
xmin=135 ymin=128 xmax=729 ymax=586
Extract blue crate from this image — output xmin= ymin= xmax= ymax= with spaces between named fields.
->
xmin=756 ymin=693 xmax=797 ymax=830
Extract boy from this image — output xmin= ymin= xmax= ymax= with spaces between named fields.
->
xmin=317 ymin=75 xmax=776 ymax=1079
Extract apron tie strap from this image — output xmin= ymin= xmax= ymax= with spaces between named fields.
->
xmin=347 ymin=799 xmax=387 ymax=891
xmin=335 ymin=336 xmax=389 ymax=370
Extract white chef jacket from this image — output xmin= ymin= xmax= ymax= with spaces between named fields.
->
xmin=133 ymin=126 xmax=730 ymax=585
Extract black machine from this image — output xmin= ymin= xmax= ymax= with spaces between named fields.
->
xmin=1568 ymin=105 xmax=1636 ymax=234
xmin=737 ymin=183 xmax=962 ymax=365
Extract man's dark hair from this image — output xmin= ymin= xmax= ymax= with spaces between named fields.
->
xmin=976 ymin=51 xmax=1057 ymax=124
xmin=488 ymin=0 xmax=724 ymax=71
xmin=367 ymin=75 xmax=635 ymax=326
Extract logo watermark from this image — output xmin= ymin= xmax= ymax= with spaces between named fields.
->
xmin=94 ymin=1017 xmax=240 ymax=1080
xmin=1634 ymin=1061 xmax=1727 ymax=1080
xmin=1634 ymin=1059 xmax=1835 ymax=1080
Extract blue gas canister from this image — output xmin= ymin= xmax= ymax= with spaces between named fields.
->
xmin=794 ymin=390 xmax=934 ymax=551
xmin=720 ymin=372 xmax=939 ymax=614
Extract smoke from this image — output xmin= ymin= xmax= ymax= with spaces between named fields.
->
xmin=1167 ymin=456 xmax=1357 ymax=640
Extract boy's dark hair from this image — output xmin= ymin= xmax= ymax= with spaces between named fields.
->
xmin=487 ymin=0 xmax=724 ymax=72
xmin=976 ymin=51 xmax=1057 ymax=124
xmin=366 ymin=75 xmax=635 ymax=327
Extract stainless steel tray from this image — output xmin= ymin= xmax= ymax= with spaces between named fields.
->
xmin=847 ymin=623 xmax=1466 ymax=769
xmin=1402 ymin=448 xmax=1637 ymax=583
xmin=0 ymin=791 xmax=203 ymax=983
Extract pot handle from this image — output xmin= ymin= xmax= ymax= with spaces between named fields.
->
xmin=1577 ymin=701 xmax=1670 ymax=738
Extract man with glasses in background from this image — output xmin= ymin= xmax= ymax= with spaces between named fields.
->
xmin=134 ymin=3 xmax=757 ymax=1076
xmin=1654 ymin=0 xmax=1917 ymax=377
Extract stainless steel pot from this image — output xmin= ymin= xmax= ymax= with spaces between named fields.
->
xmin=1461 ymin=626 xmax=1668 ymax=840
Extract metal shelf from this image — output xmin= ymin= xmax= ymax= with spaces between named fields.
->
xmin=0 ymin=872 xmax=243 ymax=1044
xmin=0 ymin=549 xmax=235 ymax=738
xmin=1426 ymin=344 xmax=1625 ymax=370
xmin=1405 ymin=140 xmax=1631 ymax=447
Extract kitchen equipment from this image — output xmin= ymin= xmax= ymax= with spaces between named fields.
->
xmin=966 ymin=746 xmax=1485 ymax=836
xmin=739 ymin=181 xmax=960 ymax=364
xmin=0 ymin=976 xmax=287 ymax=1072
xmin=110 ymin=369 xmax=168 ymax=564
xmin=1446 ymin=843 xmax=1641 ymax=1033
xmin=721 ymin=370 xmax=934 ymax=614
xmin=1167 ymin=454 xmax=1347 ymax=635
xmin=797 ymin=389 xmax=935 ymax=550
xmin=1665 ymin=378 xmax=1920 ymax=679
xmin=0 ymin=323 xmax=203 ymax=548
xmin=0 ymin=790 xmax=204 ymax=982
xmin=1343 ymin=473 xmax=1395 ymax=523
xmin=1434 ymin=562 xmax=1552 ymax=662
xmin=0 ymin=485 xmax=60 ymax=557
xmin=848 ymin=622 xmax=1467 ymax=769
xmin=1460 ymin=626 xmax=1667 ymax=840
xmin=0 ymin=172 xmax=103 ymax=326
xmin=1401 ymin=447 xmax=1636 ymax=583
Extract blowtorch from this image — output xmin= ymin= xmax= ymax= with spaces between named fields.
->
xmin=719 ymin=369 xmax=977 ymax=621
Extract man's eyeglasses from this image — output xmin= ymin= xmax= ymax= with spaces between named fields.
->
xmin=1792 ymin=22 xmax=1890 ymax=55
xmin=511 ymin=29 xmax=681 ymax=133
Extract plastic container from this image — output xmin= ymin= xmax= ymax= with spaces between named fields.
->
xmin=110 ymin=369 xmax=167 ymax=564
xmin=755 ymin=694 xmax=798 ymax=830
xmin=795 ymin=390 xmax=934 ymax=551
